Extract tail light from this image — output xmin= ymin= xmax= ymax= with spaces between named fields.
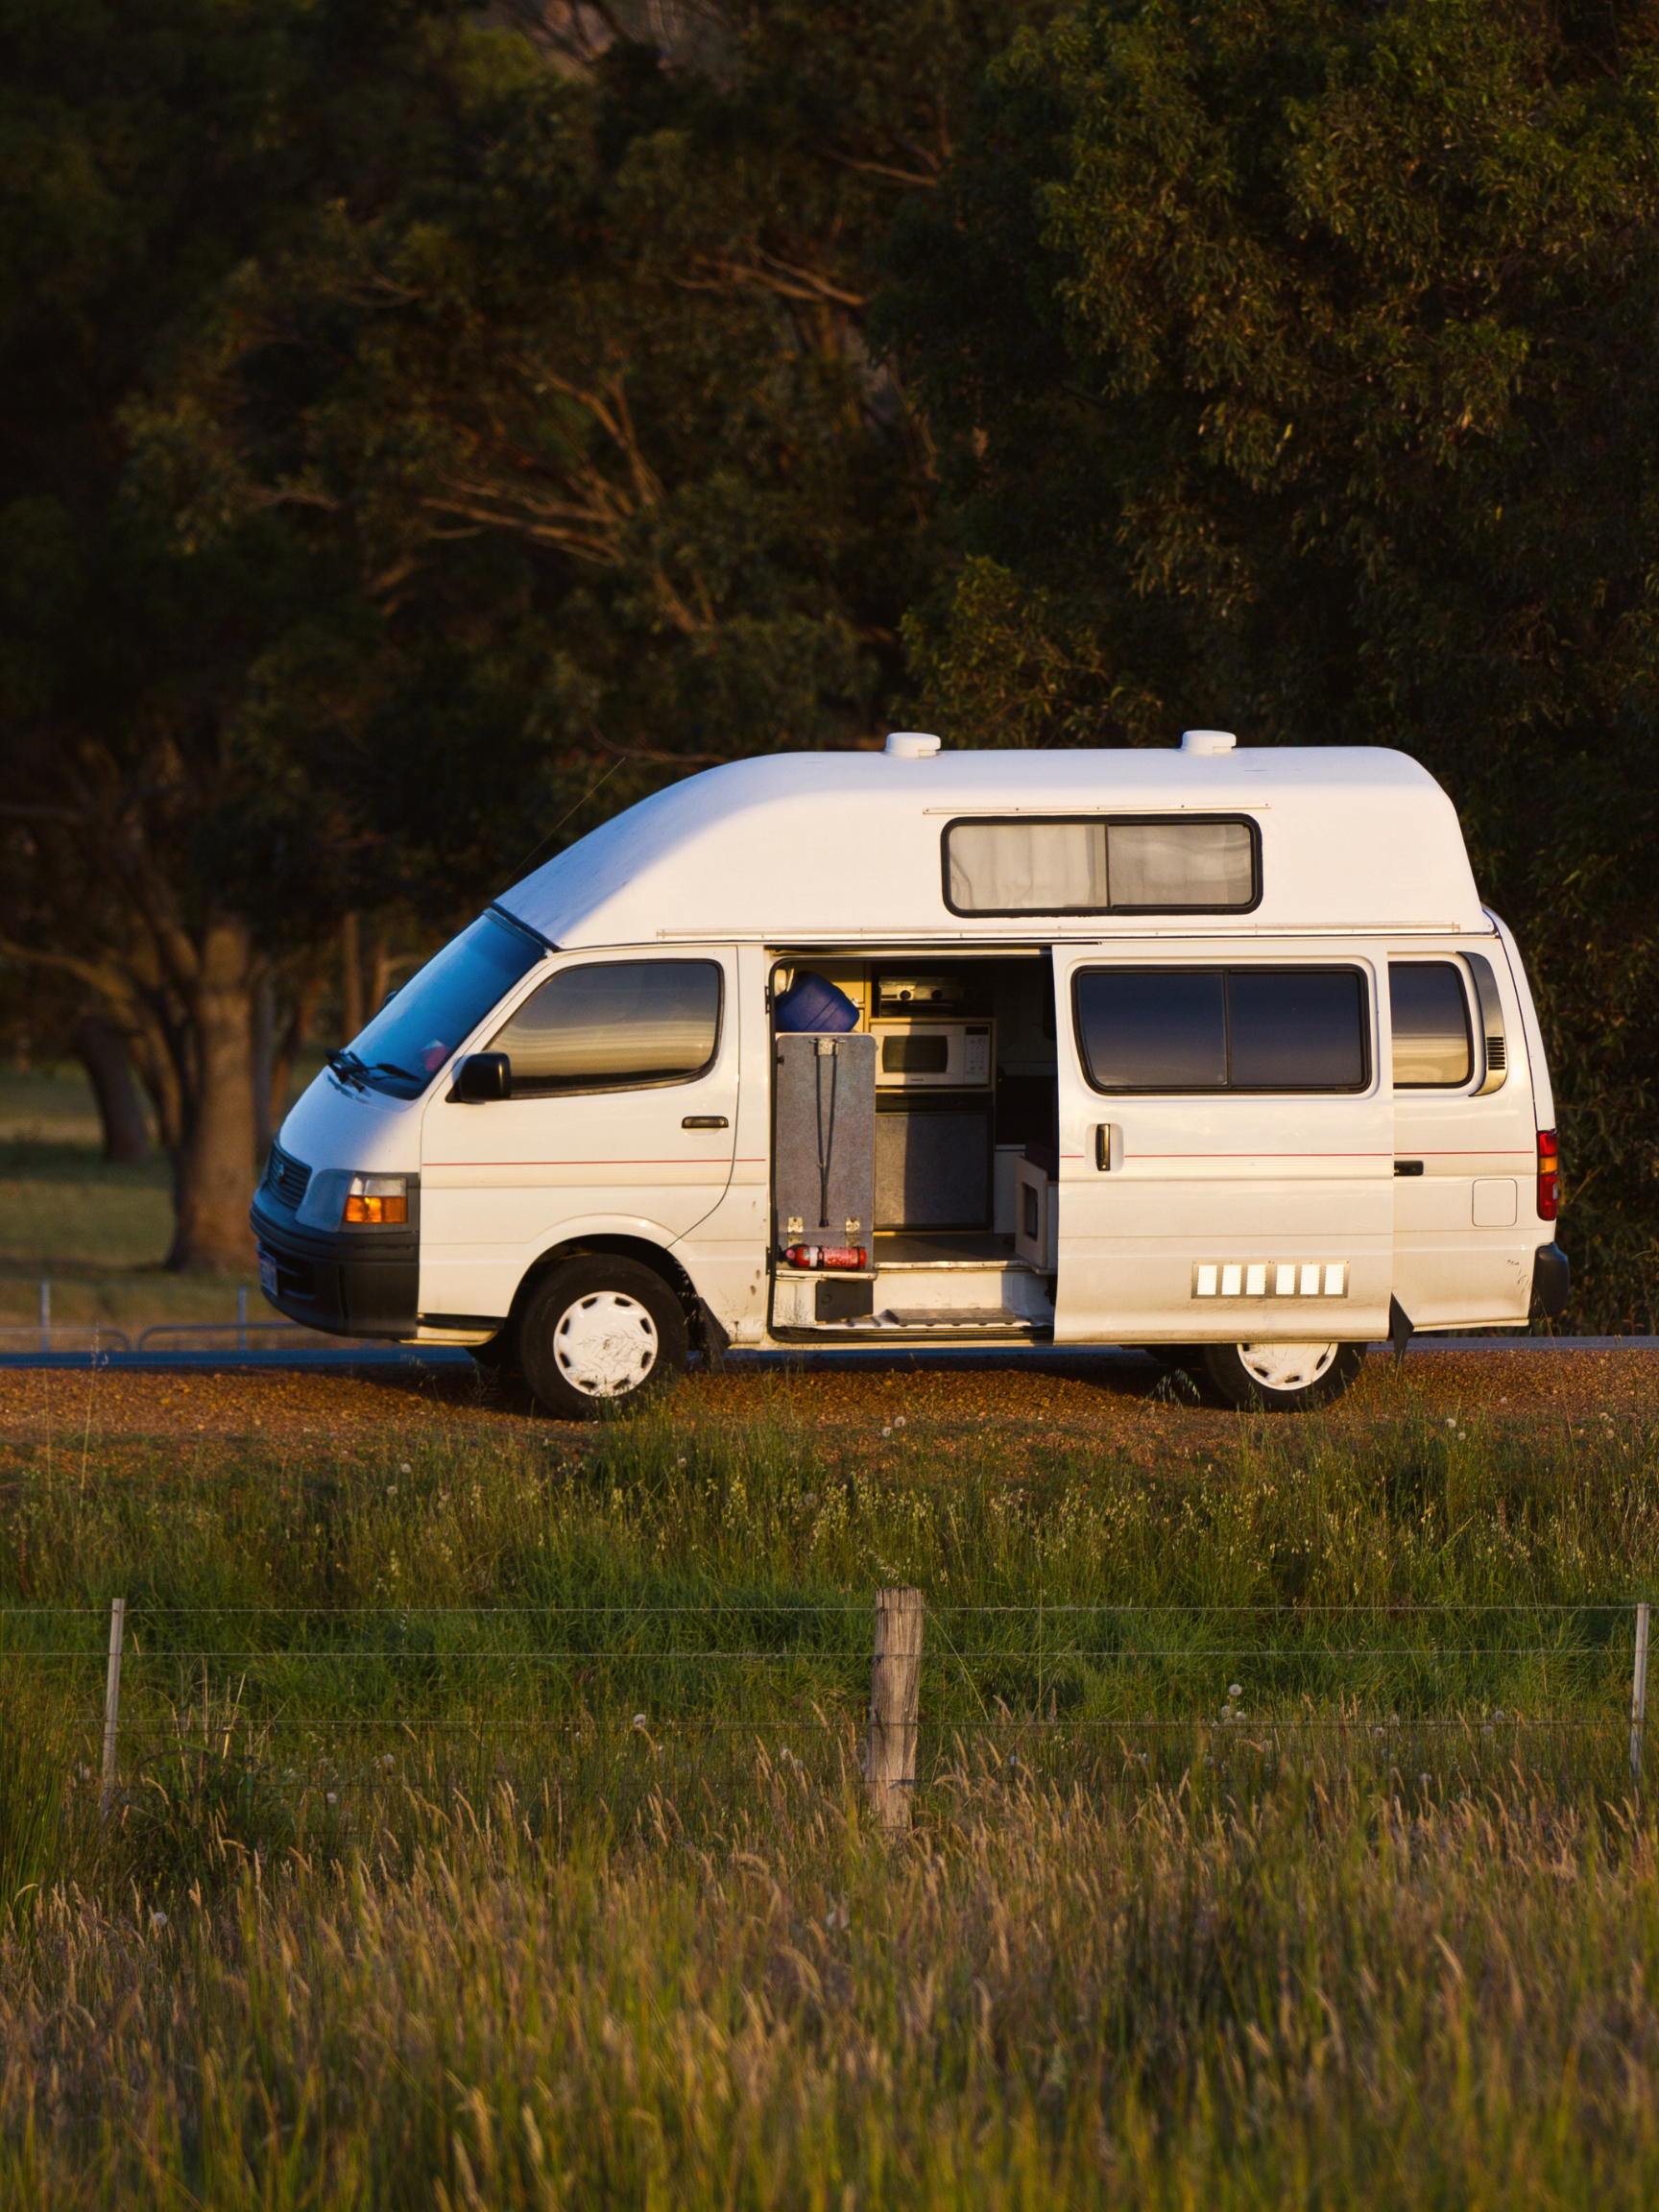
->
xmin=1536 ymin=1130 xmax=1559 ymax=1221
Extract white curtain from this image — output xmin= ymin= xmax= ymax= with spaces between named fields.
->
xmin=947 ymin=821 xmax=1108 ymax=912
xmin=1107 ymin=821 xmax=1254 ymax=908
xmin=947 ymin=817 xmax=1253 ymax=914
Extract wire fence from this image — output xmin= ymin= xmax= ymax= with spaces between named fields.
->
xmin=5 ymin=1593 xmax=1650 ymax=1828
xmin=0 ymin=1280 xmax=301 ymax=1355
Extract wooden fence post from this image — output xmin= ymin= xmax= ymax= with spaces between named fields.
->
xmin=100 ymin=1598 xmax=126 ymax=1821
xmin=1632 ymin=1601 xmax=1650 ymax=1785
xmin=867 ymin=1587 xmax=924 ymax=1834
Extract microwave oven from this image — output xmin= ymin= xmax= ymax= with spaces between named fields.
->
xmin=871 ymin=1019 xmax=994 ymax=1090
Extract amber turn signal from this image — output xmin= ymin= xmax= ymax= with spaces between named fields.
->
xmin=344 ymin=1192 xmax=407 ymax=1225
xmin=341 ymin=1173 xmax=409 ymax=1227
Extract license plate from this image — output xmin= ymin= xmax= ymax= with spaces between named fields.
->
xmin=258 ymin=1250 xmax=277 ymax=1301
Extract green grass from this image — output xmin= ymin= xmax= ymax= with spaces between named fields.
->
xmin=1 ymin=1391 xmax=1659 ymax=2200
xmin=0 ymin=1056 xmax=324 ymax=1332
xmin=6 ymin=1389 xmax=1654 ymax=1844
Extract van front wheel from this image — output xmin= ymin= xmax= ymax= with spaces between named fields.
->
xmin=1202 ymin=1340 xmax=1364 ymax=1412
xmin=518 ymin=1258 xmax=687 ymax=1419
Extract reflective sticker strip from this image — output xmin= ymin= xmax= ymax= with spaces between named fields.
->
xmin=1192 ymin=1262 xmax=1348 ymax=1299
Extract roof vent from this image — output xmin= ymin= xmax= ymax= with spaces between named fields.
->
xmin=1180 ymin=729 xmax=1237 ymax=756
xmin=885 ymin=731 xmax=942 ymax=758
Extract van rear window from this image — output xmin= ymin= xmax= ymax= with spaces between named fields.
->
xmin=490 ymin=959 xmax=722 ymax=1094
xmin=1074 ymin=967 xmax=1368 ymax=1093
xmin=944 ymin=816 xmax=1259 ymax=916
xmin=1390 ymin=962 xmax=1473 ymax=1087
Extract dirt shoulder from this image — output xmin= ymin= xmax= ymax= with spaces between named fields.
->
xmin=1 ymin=1345 xmax=1652 ymax=1453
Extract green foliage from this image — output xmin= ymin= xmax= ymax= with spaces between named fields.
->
xmin=0 ymin=1686 xmax=61 ymax=1931
xmin=885 ymin=0 xmax=1659 ymax=1326
xmin=0 ymin=0 xmax=1051 ymax=1262
xmin=114 ymin=0 xmax=1055 ymax=854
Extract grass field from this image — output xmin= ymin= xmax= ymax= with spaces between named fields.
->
xmin=0 ymin=1059 xmax=322 ymax=1339
xmin=1 ymin=1384 xmax=1658 ymax=2201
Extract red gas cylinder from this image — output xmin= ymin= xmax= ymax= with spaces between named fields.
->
xmin=782 ymin=1244 xmax=867 ymax=1271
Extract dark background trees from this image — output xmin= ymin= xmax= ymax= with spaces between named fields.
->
xmin=884 ymin=0 xmax=1659 ymax=1329
xmin=0 ymin=0 xmax=1047 ymax=1267
xmin=3 ymin=0 xmax=1656 ymax=1323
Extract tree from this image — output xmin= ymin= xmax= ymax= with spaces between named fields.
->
xmin=883 ymin=0 xmax=1659 ymax=1329
xmin=0 ymin=0 xmax=463 ymax=1263
xmin=2 ymin=0 xmax=1052 ymax=1269
xmin=126 ymin=1 xmax=1059 ymax=781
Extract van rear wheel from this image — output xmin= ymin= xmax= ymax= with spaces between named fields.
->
xmin=1202 ymin=1340 xmax=1364 ymax=1411
xmin=518 ymin=1257 xmax=687 ymax=1420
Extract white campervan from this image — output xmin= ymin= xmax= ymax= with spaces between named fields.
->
xmin=252 ymin=733 xmax=1567 ymax=1415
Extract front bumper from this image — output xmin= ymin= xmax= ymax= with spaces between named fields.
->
xmin=251 ymin=1190 xmax=419 ymax=1339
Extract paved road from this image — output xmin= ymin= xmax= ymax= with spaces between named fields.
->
xmin=1 ymin=1335 xmax=1652 ymax=1374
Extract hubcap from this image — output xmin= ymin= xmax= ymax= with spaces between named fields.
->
xmin=1238 ymin=1340 xmax=1338 ymax=1393
xmin=552 ymin=1290 xmax=659 ymax=1398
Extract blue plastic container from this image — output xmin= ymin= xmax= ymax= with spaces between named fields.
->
xmin=775 ymin=972 xmax=859 ymax=1033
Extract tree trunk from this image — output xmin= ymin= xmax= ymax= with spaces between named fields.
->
xmin=365 ymin=915 xmax=391 ymax=1022
xmin=270 ymin=965 xmax=325 ymax=1135
xmin=165 ymin=918 xmax=259 ymax=1272
xmin=341 ymin=910 xmax=364 ymax=1044
xmin=252 ymin=973 xmax=276 ymax=1163
xmin=70 ymin=1014 xmax=150 ymax=1164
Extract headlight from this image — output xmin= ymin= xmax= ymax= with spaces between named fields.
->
xmin=341 ymin=1173 xmax=408 ymax=1226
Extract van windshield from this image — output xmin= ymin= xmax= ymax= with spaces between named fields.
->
xmin=334 ymin=911 xmax=545 ymax=1099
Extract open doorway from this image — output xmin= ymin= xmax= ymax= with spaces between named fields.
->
xmin=768 ymin=951 xmax=1059 ymax=1336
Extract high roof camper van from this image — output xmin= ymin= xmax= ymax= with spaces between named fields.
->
xmin=252 ymin=732 xmax=1568 ymax=1414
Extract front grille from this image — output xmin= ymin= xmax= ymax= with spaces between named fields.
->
xmin=266 ymin=1142 xmax=311 ymax=1210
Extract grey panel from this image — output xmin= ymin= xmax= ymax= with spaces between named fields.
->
xmin=876 ymin=1110 xmax=992 ymax=1230
xmin=773 ymin=1033 xmax=877 ymax=1249
xmin=816 ymin=1278 xmax=876 ymax=1322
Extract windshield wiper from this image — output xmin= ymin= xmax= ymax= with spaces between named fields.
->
xmin=326 ymin=1049 xmax=371 ymax=1091
xmin=329 ymin=1048 xmax=423 ymax=1091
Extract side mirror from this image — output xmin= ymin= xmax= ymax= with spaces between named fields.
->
xmin=450 ymin=1051 xmax=511 ymax=1102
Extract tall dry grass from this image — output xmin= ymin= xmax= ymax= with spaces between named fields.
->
xmin=2 ymin=1753 xmax=1657 ymax=2205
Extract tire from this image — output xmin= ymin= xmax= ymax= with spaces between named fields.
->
xmin=1137 ymin=1345 xmax=1209 ymax=1374
xmin=469 ymin=1327 xmax=519 ymax=1378
xmin=1201 ymin=1339 xmax=1365 ymax=1412
xmin=517 ymin=1256 xmax=687 ymax=1419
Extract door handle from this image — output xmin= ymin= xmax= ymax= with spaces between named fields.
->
xmin=683 ymin=1115 xmax=730 ymax=1129
xmin=1094 ymin=1123 xmax=1122 ymax=1171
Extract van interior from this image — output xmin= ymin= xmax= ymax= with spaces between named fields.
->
xmin=768 ymin=953 xmax=1059 ymax=1336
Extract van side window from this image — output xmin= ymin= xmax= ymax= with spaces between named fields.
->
xmin=489 ymin=960 xmax=722 ymax=1095
xmin=1074 ymin=967 xmax=1368 ymax=1093
xmin=1389 ymin=961 xmax=1473 ymax=1087
xmin=943 ymin=816 xmax=1259 ymax=916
